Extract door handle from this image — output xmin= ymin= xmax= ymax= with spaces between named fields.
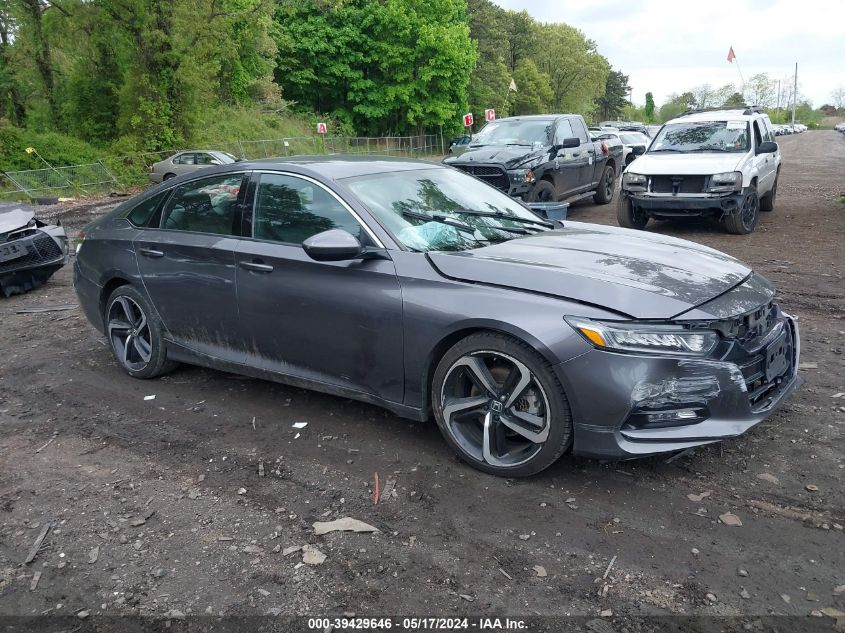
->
xmin=138 ymin=248 xmax=164 ymax=258
xmin=239 ymin=260 xmax=274 ymax=273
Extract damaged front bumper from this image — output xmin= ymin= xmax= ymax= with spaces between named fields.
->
xmin=0 ymin=221 xmax=69 ymax=297
xmin=622 ymin=189 xmax=746 ymax=219
xmin=556 ymin=311 xmax=800 ymax=459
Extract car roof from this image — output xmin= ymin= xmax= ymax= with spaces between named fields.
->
xmin=242 ymin=155 xmax=443 ymax=179
xmin=487 ymin=114 xmax=572 ymax=122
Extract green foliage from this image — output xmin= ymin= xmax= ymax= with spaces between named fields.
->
xmin=275 ymin=0 xmax=476 ymax=135
xmin=0 ymin=122 xmax=100 ymax=172
xmin=511 ymin=58 xmax=552 ymax=115
xmin=644 ymin=92 xmax=655 ymax=122
xmin=595 ymin=70 xmax=630 ymax=120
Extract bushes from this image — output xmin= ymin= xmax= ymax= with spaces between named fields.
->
xmin=0 ymin=123 xmax=102 ymax=172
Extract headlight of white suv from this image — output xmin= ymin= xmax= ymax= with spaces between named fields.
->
xmin=565 ymin=317 xmax=719 ymax=356
xmin=622 ymin=172 xmax=646 ymax=191
xmin=706 ymin=171 xmax=742 ymax=193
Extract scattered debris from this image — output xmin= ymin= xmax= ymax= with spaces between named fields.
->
xmin=738 ymin=569 xmax=749 ymax=577
xmin=374 ymin=472 xmax=380 ymax=505
xmin=518 ymin=534 xmax=531 ymax=541
xmin=129 ymin=518 xmax=146 ymax=527
xmin=533 ymin=565 xmax=547 ymax=577
xmin=35 ymin=435 xmax=57 ymax=454
xmin=719 ymin=512 xmax=743 ymax=527
xmin=499 ymin=568 xmax=512 ymax=580
xmin=258 ymin=462 xmax=265 ymax=477
xmin=282 ymin=545 xmax=302 ymax=556
xmin=603 ymin=555 xmax=617 ymax=579
xmin=740 ymin=588 xmax=751 ymax=600
xmin=88 ymin=546 xmax=99 ymax=564
xmin=691 ymin=548 xmax=700 ymax=555
xmin=30 ymin=571 xmax=42 ymax=591
xmin=16 ymin=304 xmax=77 ymax=314
xmin=747 ymin=499 xmax=814 ymax=523
xmin=292 ymin=422 xmax=308 ymax=429
xmin=805 ymin=484 xmax=819 ymax=492
xmin=756 ymin=473 xmax=780 ymax=485
xmin=834 ymin=585 xmax=845 ymax=595
xmin=459 ymin=594 xmax=474 ymax=602
xmin=706 ymin=593 xmax=717 ymax=603
xmin=599 ymin=609 xmax=612 ymax=617
xmin=24 ymin=522 xmax=53 ymax=564
xmin=143 ymin=395 xmax=156 ymax=401
xmin=313 ymin=517 xmax=379 ymax=535
xmin=687 ymin=491 xmax=711 ymax=502
xmin=821 ymin=607 xmax=845 ymax=618
xmin=166 ymin=609 xmax=186 ymax=619
xmin=798 ymin=362 xmax=818 ymax=370
xmin=237 ymin=488 xmax=247 ymax=495
xmin=77 ymin=610 xmax=90 ymax=620
xmin=302 ymin=544 xmax=326 ymax=565
xmin=781 ymin=594 xmax=791 ymax=604
xmin=257 ymin=588 xmax=270 ymax=597
xmin=252 ymin=416 xmax=256 ymax=430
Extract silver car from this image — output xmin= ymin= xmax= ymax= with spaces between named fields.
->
xmin=148 ymin=150 xmax=239 ymax=183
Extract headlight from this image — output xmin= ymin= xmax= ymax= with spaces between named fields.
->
xmin=622 ymin=172 xmax=646 ymax=190
xmin=707 ymin=171 xmax=742 ymax=193
xmin=565 ymin=317 xmax=719 ymax=356
xmin=509 ymin=169 xmax=535 ymax=184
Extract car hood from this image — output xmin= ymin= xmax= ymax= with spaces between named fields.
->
xmin=0 ymin=203 xmax=34 ymax=234
xmin=443 ymin=144 xmax=548 ymax=169
xmin=628 ymin=152 xmax=747 ymax=176
xmin=427 ymin=222 xmax=753 ymax=319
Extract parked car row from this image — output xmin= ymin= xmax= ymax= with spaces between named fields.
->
xmin=834 ymin=122 xmax=845 ymax=134
xmin=773 ymin=123 xmax=807 ymax=135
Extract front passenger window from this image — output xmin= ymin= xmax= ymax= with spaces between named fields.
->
xmin=253 ymin=173 xmax=365 ymax=244
xmin=160 ymin=174 xmax=245 ymax=235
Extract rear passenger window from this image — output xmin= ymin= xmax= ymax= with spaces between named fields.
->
xmin=253 ymin=173 xmax=364 ymax=245
xmin=160 ymin=174 xmax=245 ymax=235
xmin=173 ymin=153 xmax=195 ymax=165
xmin=126 ymin=191 xmax=168 ymax=227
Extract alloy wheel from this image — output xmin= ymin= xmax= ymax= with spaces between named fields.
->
xmin=108 ymin=295 xmax=153 ymax=372
xmin=440 ymin=351 xmax=550 ymax=468
xmin=604 ymin=168 xmax=614 ymax=197
xmin=740 ymin=190 xmax=759 ymax=231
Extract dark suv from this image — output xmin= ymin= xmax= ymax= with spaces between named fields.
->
xmin=443 ymin=114 xmax=623 ymax=206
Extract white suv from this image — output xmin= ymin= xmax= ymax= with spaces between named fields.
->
xmin=618 ymin=106 xmax=781 ymax=234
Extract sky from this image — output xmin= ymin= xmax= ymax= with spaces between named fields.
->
xmin=491 ymin=0 xmax=845 ymax=107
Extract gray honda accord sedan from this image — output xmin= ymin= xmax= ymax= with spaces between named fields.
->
xmin=73 ymin=156 xmax=800 ymax=476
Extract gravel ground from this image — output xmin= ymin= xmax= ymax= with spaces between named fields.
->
xmin=0 ymin=131 xmax=843 ymax=629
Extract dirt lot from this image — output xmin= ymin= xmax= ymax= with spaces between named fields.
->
xmin=1 ymin=131 xmax=843 ymax=627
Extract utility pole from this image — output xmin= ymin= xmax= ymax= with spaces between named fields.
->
xmin=791 ymin=62 xmax=797 ymax=127
xmin=776 ymin=80 xmax=781 ymax=115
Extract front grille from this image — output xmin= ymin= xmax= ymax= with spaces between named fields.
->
xmin=0 ymin=232 xmax=63 ymax=274
xmin=722 ymin=304 xmax=795 ymax=410
xmin=453 ymin=164 xmax=509 ymax=192
xmin=650 ymin=175 xmax=706 ymax=194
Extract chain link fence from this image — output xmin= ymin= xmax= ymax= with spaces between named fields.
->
xmin=1 ymin=133 xmax=448 ymax=200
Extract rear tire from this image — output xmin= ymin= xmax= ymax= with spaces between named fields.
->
xmin=163 ymin=173 xmax=176 ymax=181
xmin=617 ymin=196 xmax=649 ymax=229
xmin=431 ymin=332 xmax=573 ymax=478
xmin=105 ymin=285 xmax=177 ymax=379
xmin=760 ymin=175 xmax=778 ymax=212
xmin=528 ymin=180 xmax=557 ymax=203
xmin=723 ymin=186 xmax=759 ymax=234
xmin=592 ymin=164 xmax=616 ymax=204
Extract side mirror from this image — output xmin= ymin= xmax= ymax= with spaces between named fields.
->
xmin=631 ymin=146 xmax=646 ymax=156
xmin=552 ymin=137 xmax=580 ymax=153
xmin=756 ymin=141 xmax=778 ymax=154
xmin=209 ymin=159 xmax=222 ymax=165
xmin=302 ymin=229 xmax=363 ymax=262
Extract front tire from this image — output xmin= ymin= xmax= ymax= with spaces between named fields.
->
xmin=593 ymin=164 xmax=616 ymax=204
xmin=528 ymin=180 xmax=557 ymax=203
xmin=105 ymin=285 xmax=176 ymax=379
xmin=617 ymin=196 xmax=649 ymax=229
xmin=723 ymin=186 xmax=759 ymax=234
xmin=431 ymin=332 xmax=573 ymax=477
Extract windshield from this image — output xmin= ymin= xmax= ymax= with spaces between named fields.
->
xmin=469 ymin=120 xmax=552 ymax=147
xmin=651 ymin=121 xmax=749 ymax=153
xmin=620 ymin=133 xmax=649 ymax=145
xmin=342 ymin=167 xmax=550 ymax=252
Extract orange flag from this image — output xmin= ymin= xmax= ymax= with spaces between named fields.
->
xmin=727 ymin=46 xmax=736 ymax=63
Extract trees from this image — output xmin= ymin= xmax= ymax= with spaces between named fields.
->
xmin=510 ymin=58 xmax=551 ymax=115
xmin=831 ymin=86 xmax=845 ymax=111
xmin=595 ymin=70 xmax=630 ymax=121
xmin=644 ymin=92 xmax=655 ymax=122
xmin=743 ymin=73 xmax=776 ymax=108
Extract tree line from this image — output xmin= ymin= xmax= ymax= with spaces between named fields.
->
xmin=0 ymin=0 xmax=634 ymax=154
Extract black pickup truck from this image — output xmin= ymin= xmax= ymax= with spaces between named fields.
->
xmin=443 ymin=114 xmax=622 ymax=206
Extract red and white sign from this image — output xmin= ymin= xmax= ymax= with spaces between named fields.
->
xmin=316 ymin=122 xmax=328 ymax=134
xmin=485 ymin=108 xmax=496 ymax=122
xmin=463 ymin=113 xmax=474 ymax=127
